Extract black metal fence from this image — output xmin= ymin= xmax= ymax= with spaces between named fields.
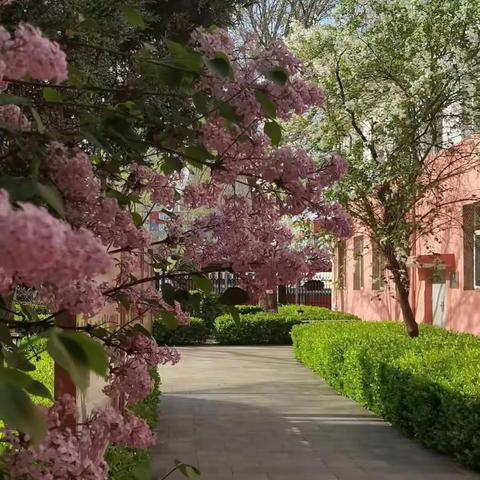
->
xmin=165 ymin=271 xmax=332 ymax=308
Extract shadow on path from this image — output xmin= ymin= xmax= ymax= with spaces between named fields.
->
xmin=152 ymin=346 xmax=479 ymax=480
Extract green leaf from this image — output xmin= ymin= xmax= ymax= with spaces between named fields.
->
xmin=161 ymin=283 xmax=176 ymax=306
xmin=47 ymin=330 xmax=108 ymax=390
xmin=121 ymin=6 xmax=145 ymax=28
xmin=0 ymin=177 xmax=65 ymax=216
xmin=161 ymin=157 xmax=183 ymax=174
xmin=131 ymin=211 xmax=144 ymax=227
xmin=0 ymin=93 xmax=29 ymax=106
xmin=26 ymin=380 xmax=52 ymax=399
xmin=183 ymin=145 xmax=214 ymax=162
xmin=42 ymin=87 xmax=63 ymax=103
xmin=192 ymin=92 xmax=209 ymax=114
xmin=0 ymin=176 xmax=37 ymax=203
xmin=0 ymin=367 xmax=36 ymax=388
xmin=133 ymin=323 xmax=152 ymax=338
xmin=219 ymin=287 xmax=249 ymax=305
xmin=166 ymin=40 xmax=203 ymax=73
xmin=5 ymin=351 xmax=35 ymax=372
xmin=264 ymin=121 xmax=282 ymax=145
xmin=175 ymin=460 xmax=202 ymax=479
xmin=0 ymin=324 xmax=14 ymax=347
xmin=0 ymin=384 xmax=46 ymax=444
xmin=215 ymin=101 xmax=242 ymax=124
xmin=255 ymin=90 xmax=277 ymax=118
xmin=116 ymin=292 xmax=131 ymax=310
xmin=160 ymin=311 xmax=178 ymax=330
xmin=132 ymin=458 xmax=152 ymax=480
xmin=264 ymin=67 xmax=289 ymax=86
xmin=192 ymin=275 xmax=213 ymax=293
xmin=62 ymin=331 xmax=108 ymax=377
xmin=19 ymin=304 xmax=39 ymax=322
xmin=35 ymin=182 xmax=65 ymax=217
xmin=47 ymin=330 xmax=89 ymax=390
xmin=68 ymin=64 xmax=83 ymax=88
xmin=174 ymin=289 xmax=190 ymax=303
xmin=204 ymin=53 xmax=234 ymax=80
xmin=188 ymin=292 xmax=201 ymax=316
xmin=29 ymin=106 xmax=46 ymax=134
xmin=226 ymin=305 xmax=240 ymax=323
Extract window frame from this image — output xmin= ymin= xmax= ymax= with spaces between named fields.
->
xmin=474 ymin=229 xmax=480 ymax=289
xmin=337 ymin=240 xmax=347 ymax=289
xmin=371 ymin=241 xmax=385 ymax=291
xmin=353 ymin=236 xmax=364 ymax=290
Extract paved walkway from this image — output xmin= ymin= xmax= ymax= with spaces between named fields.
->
xmin=153 ymin=346 xmax=479 ymax=480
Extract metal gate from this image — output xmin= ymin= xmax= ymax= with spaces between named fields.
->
xmin=284 ymin=272 xmax=332 ymax=308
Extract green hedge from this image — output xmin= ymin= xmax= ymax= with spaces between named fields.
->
xmin=106 ymin=368 xmax=161 ymax=479
xmin=292 ymin=321 xmax=480 ymax=470
xmin=214 ymin=307 xmax=357 ymax=345
xmin=278 ymin=305 xmax=359 ymax=321
xmin=153 ymin=317 xmax=209 ymax=345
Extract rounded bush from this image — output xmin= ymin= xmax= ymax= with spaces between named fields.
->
xmin=153 ymin=317 xmax=209 ymax=346
xmin=214 ymin=307 xmax=357 ymax=345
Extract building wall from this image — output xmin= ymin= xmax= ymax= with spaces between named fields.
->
xmin=333 ymin=136 xmax=480 ymax=335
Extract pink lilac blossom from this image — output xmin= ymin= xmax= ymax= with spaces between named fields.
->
xmin=190 ymin=27 xmax=235 ymax=57
xmin=0 ymin=190 xmax=111 ymax=316
xmin=129 ymin=164 xmax=176 ymax=208
xmin=46 ymin=144 xmax=150 ymax=250
xmin=0 ymin=104 xmax=31 ymax=131
xmin=183 ymin=182 xmax=220 ymax=208
xmin=105 ymin=338 xmax=179 ymax=406
xmin=111 ymin=286 xmax=190 ymax=326
xmin=3 ymin=395 xmax=110 ymax=479
xmin=180 ymin=196 xmax=312 ymax=291
xmin=3 ymin=330 xmax=179 ymax=478
xmin=0 ymin=24 xmax=67 ymax=85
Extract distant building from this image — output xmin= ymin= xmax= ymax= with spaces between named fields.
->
xmin=333 ymin=135 xmax=480 ymax=334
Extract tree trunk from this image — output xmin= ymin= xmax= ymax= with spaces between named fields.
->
xmin=259 ymin=290 xmax=278 ymax=312
xmin=393 ymin=270 xmax=419 ymax=337
xmin=385 ymin=250 xmax=419 ymax=337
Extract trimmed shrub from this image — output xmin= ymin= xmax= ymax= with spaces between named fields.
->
xmin=278 ymin=304 xmax=359 ymax=321
xmin=153 ymin=317 xmax=209 ymax=345
xmin=214 ymin=307 xmax=357 ymax=345
xmin=292 ymin=321 xmax=480 ymax=470
xmin=236 ymin=305 xmax=264 ymax=315
xmin=199 ymin=293 xmax=227 ymax=328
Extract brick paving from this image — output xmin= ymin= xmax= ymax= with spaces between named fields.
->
xmin=153 ymin=346 xmax=479 ymax=480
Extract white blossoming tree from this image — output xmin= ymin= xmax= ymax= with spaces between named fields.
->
xmin=288 ymin=0 xmax=480 ymax=336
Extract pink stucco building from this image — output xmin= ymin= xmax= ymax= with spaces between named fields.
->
xmin=333 ymin=135 xmax=480 ymax=334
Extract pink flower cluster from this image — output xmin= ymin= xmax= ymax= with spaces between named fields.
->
xmin=0 ymin=190 xmax=111 ymax=316
xmin=3 ymin=330 xmax=180 ymax=479
xmin=104 ymin=333 xmax=180 ymax=406
xmin=0 ymin=104 xmax=30 ymax=131
xmin=3 ymin=395 xmax=109 ymax=479
xmin=111 ymin=285 xmax=190 ymax=326
xmin=47 ymin=143 xmax=150 ymax=250
xmin=180 ymin=196 xmax=318 ymax=291
xmin=130 ymin=164 xmax=176 ymax=208
xmin=183 ymin=182 xmax=220 ymax=208
xmin=0 ymin=24 xmax=67 ymax=88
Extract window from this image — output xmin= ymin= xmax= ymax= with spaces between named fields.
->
xmin=337 ymin=241 xmax=346 ymax=289
xmin=475 ymin=229 xmax=480 ymax=289
xmin=371 ymin=241 xmax=385 ymax=290
xmin=353 ymin=236 xmax=364 ymax=290
xmin=463 ymin=203 xmax=480 ymax=290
